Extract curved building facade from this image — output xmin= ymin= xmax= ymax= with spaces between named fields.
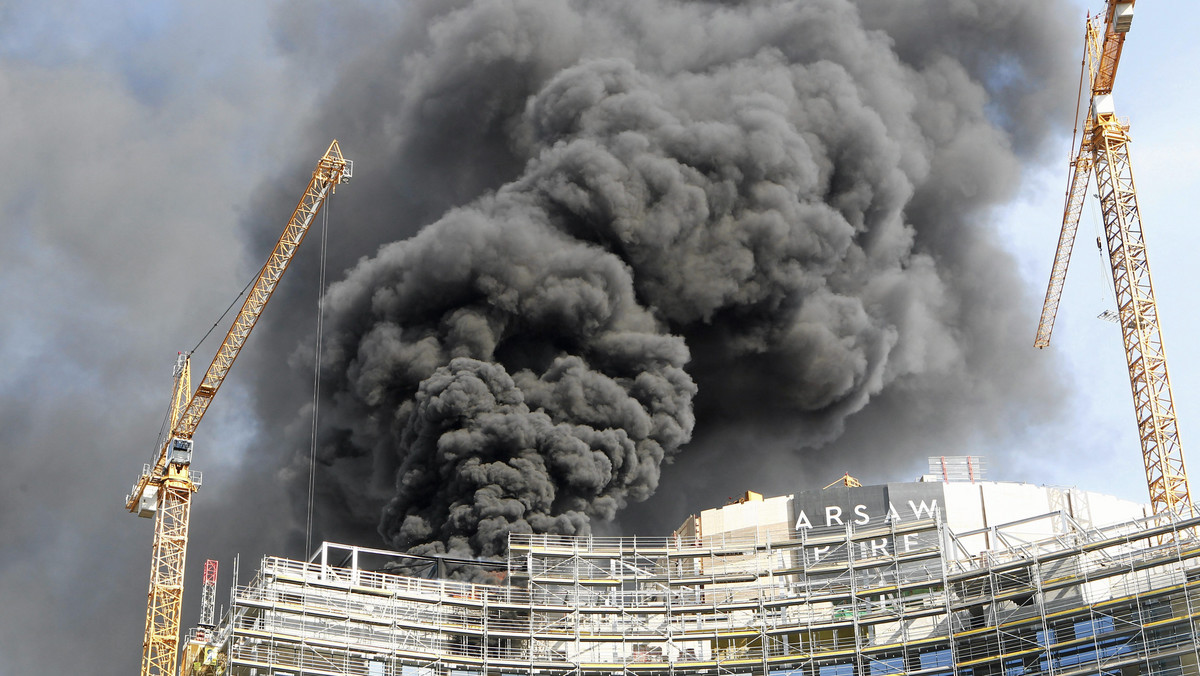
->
xmin=185 ymin=476 xmax=1200 ymax=676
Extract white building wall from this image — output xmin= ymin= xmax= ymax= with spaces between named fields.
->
xmin=688 ymin=480 xmax=1148 ymax=563
xmin=697 ymin=494 xmax=791 ymax=541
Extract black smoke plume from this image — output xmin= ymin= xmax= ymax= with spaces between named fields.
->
xmin=281 ymin=0 xmax=1075 ymax=557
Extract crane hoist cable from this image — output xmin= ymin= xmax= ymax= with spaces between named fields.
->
xmin=305 ymin=190 xmax=332 ymax=557
xmin=189 ymin=261 xmax=268 ymax=356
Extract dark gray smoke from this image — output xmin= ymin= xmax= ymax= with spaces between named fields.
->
xmin=282 ymin=0 xmax=1076 ymax=557
xmin=319 ymin=189 xmax=696 ymax=556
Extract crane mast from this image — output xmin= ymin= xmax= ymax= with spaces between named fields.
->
xmin=125 ymin=140 xmax=352 ymax=676
xmin=1034 ymin=1 xmax=1193 ymax=517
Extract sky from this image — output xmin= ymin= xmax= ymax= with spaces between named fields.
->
xmin=1 ymin=0 xmax=1197 ymax=674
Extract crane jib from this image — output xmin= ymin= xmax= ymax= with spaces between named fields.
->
xmin=128 ymin=140 xmax=351 ymax=676
xmin=130 ymin=151 xmax=348 ymax=496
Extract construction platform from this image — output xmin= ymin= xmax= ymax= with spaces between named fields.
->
xmin=182 ymin=477 xmax=1200 ymax=676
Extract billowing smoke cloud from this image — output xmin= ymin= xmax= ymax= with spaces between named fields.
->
xmin=319 ymin=189 xmax=697 ymax=556
xmin=287 ymin=0 xmax=1076 ymax=557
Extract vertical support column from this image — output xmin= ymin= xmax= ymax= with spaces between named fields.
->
xmin=142 ymin=471 xmax=194 ymax=676
xmin=1092 ymin=116 xmax=1193 ymax=518
xmin=936 ymin=516 xmax=957 ymax=676
xmin=847 ymin=523 xmax=864 ymax=676
xmin=758 ymin=593 xmax=769 ymax=675
xmin=1031 ymin=560 xmax=1053 ymax=676
xmin=199 ymin=559 xmax=218 ymax=629
xmin=572 ymin=538 xmax=581 ymax=665
xmin=1079 ymin=541 xmax=1106 ymax=675
xmin=889 ymin=518 xmax=910 ymax=674
xmin=1172 ymin=534 xmax=1200 ymax=676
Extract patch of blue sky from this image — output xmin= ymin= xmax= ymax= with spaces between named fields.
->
xmin=0 ymin=2 xmax=283 ymax=108
xmin=0 ymin=280 xmax=110 ymax=403
xmin=979 ymin=53 xmax=1032 ymax=143
xmin=0 ymin=201 xmax=111 ymax=397
xmin=0 ymin=1 xmax=176 ymax=67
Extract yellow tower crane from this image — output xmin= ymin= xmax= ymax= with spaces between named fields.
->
xmin=1035 ymin=1 xmax=1192 ymax=517
xmin=124 ymin=141 xmax=352 ymax=676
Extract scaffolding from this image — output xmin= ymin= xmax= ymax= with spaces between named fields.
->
xmin=193 ymin=508 xmax=1200 ymax=676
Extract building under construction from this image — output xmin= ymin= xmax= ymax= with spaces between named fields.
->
xmin=181 ymin=457 xmax=1200 ymax=676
